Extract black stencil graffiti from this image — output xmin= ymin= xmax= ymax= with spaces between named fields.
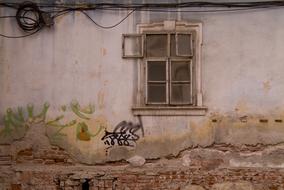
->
xmin=101 ymin=116 xmax=144 ymax=148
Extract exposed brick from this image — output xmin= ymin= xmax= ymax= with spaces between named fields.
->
xmin=17 ymin=149 xmax=33 ymax=156
xmin=11 ymin=184 xmax=21 ymax=190
xmin=4 ymin=146 xmax=284 ymax=189
xmin=44 ymin=159 xmax=56 ymax=165
xmin=0 ymin=145 xmax=11 ymax=156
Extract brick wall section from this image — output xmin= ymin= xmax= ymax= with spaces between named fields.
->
xmin=4 ymin=167 xmax=284 ymax=190
xmin=2 ymin=143 xmax=284 ymax=190
xmin=15 ymin=146 xmax=74 ymax=165
xmin=0 ymin=145 xmax=12 ymax=166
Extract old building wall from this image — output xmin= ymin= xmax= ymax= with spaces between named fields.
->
xmin=1 ymin=1 xmax=284 ymax=189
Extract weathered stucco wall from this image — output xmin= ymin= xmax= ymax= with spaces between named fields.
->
xmin=1 ymin=1 xmax=284 ymax=166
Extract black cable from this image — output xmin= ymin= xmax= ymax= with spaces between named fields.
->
xmin=80 ymin=9 xmax=135 ymax=29
xmin=0 ymin=15 xmax=43 ymax=38
xmin=15 ymin=1 xmax=45 ymax=32
xmin=52 ymin=9 xmax=74 ymax=18
xmin=4 ymin=1 xmax=284 ymax=9
xmin=2 ymin=0 xmax=284 ymax=38
xmin=29 ymin=1 xmax=284 ymax=9
xmin=93 ymin=6 xmax=269 ymax=13
xmin=0 ymin=25 xmax=42 ymax=38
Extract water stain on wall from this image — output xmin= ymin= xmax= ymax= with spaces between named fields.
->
xmin=97 ymin=90 xmax=105 ymax=110
xmin=262 ymin=80 xmax=271 ymax=93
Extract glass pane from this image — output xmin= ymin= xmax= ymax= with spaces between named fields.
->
xmin=148 ymin=61 xmax=166 ymax=81
xmin=124 ymin=35 xmax=142 ymax=57
xmin=148 ymin=84 xmax=166 ymax=103
xmin=170 ymin=34 xmax=176 ymax=57
xmin=171 ymin=61 xmax=191 ymax=81
xmin=146 ymin=34 xmax=167 ymax=57
xmin=171 ymin=84 xmax=191 ymax=103
xmin=177 ymin=34 xmax=192 ymax=56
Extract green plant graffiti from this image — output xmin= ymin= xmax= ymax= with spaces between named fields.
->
xmin=46 ymin=116 xmax=77 ymax=140
xmin=1 ymin=101 xmax=101 ymax=142
xmin=0 ymin=102 xmax=50 ymax=137
xmin=70 ymin=100 xmax=95 ymax=120
xmin=48 ymin=101 xmax=99 ymax=141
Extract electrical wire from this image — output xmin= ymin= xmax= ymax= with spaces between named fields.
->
xmin=93 ymin=7 xmax=269 ymax=13
xmin=0 ymin=26 xmax=42 ymax=38
xmin=27 ymin=1 xmax=284 ymax=9
xmin=0 ymin=15 xmax=43 ymax=38
xmin=15 ymin=1 xmax=46 ymax=32
xmin=0 ymin=16 xmax=42 ymax=38
xmin=3 ymin=1 xmax=284 ymax=10
xmin=0 ymin=2 xmax=47 ymax=38
xmin=80 ymin=9 xmax=135 ymax=29
xmin=2 ymin=1 xmax=284 ymax=38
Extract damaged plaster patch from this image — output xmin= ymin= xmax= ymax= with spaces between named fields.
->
xmin=10 ymin=123 xmax=52 ymax=159
xmin=229 ymin=159 xmax=263 ymax=168
xmin=229 ymin=143 xmax=284 ymax=168
xmin=212 ymin=114 xmax=284 ymax=145
xmin=50 ymin=113 xmax=284 ymax=164
xmin=5 ymin=110 xmax=284 ymax=165
xmin=234 ymin=100 xmax=249 ymax=113
xmin=179 ymin=148 xmax=228 ymax=170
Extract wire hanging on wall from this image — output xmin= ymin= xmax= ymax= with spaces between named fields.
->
xmin=0 ymin=1 xmax=53 ymax=38
xmin=16 ymin=1 xmax=44 ymax=32
xmin=2 ymin=1 xmax=284 ymax=38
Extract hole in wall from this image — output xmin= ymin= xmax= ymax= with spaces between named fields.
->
xmin=211 ymin=119 xmax=217 ymax=123
xmin=239 ymin=116 xmax=248 ymax=123
xmin=259 ymin=119 xmax=268 ymax=123
xmin=82 ymin=179 xmax=89 ymax=190
xmin=275 ymin=119 xmax=283 ymax=123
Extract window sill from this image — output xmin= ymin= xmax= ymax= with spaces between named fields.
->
xmin=132 ymin=106 xmax=207 ymax=116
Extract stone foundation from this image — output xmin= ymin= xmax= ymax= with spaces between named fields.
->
xmin=2 ymin=141 xmax=284 ymax=190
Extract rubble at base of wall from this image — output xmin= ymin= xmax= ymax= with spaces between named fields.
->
xmin=2 ymin=128 xmax=284 ymax=190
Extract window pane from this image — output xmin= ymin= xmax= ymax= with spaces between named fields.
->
xmin=146 ymin=34 xmax=167 ymax=57
xmin=171 ymin=61 xmax=191 ymax=81
xmin=171 ymin=84 xmax=191 ymax=103
xmin=176 ymin=34 xmax=192 ymax=56
xmin=148 ymin=84 xmax=166 ymax=103
xmin=123 ymin=35 xmax=143 ymax=57
xmin=170 ymin=34 xmax=176 ymax=57
xmin=148 ymin=61 xmax=166 ymax=81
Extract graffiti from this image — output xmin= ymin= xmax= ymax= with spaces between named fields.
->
xmin=76 ymin=122 xmax=103 ymax=141
xmin=101 ymin=116 xmax=144 ymax=148
xmin=0 ymin=103 xmax=50 ymax=137
xmin=46 ymin=101 xmax=101 ymax=141
xmin=70 ymin=100 xmax=95 ymax=120
xmin=1 ymin=101 xmax=103 ymax=142
xmin=46 ymin=115 xmax=77 ymax=140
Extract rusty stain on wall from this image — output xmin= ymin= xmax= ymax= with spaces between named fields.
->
xmin=262 ymin=80 xmax=271 ymax=93
xmin=97 ymin=90 xmax=105 ymax=110
xmin=234 ymin=100 xmax=249 ymax=113
xmin=101 ymin=47 xmax=107 ymax=56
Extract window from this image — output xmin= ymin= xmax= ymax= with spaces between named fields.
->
xmin=123 ymin=21 xmax=207 ymax=116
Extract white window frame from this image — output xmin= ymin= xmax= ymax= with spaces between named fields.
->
xmin=131 ymin=21 xmax=207 ymax=116
xmin=122 ymin=34 xmax=144 ymax=58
